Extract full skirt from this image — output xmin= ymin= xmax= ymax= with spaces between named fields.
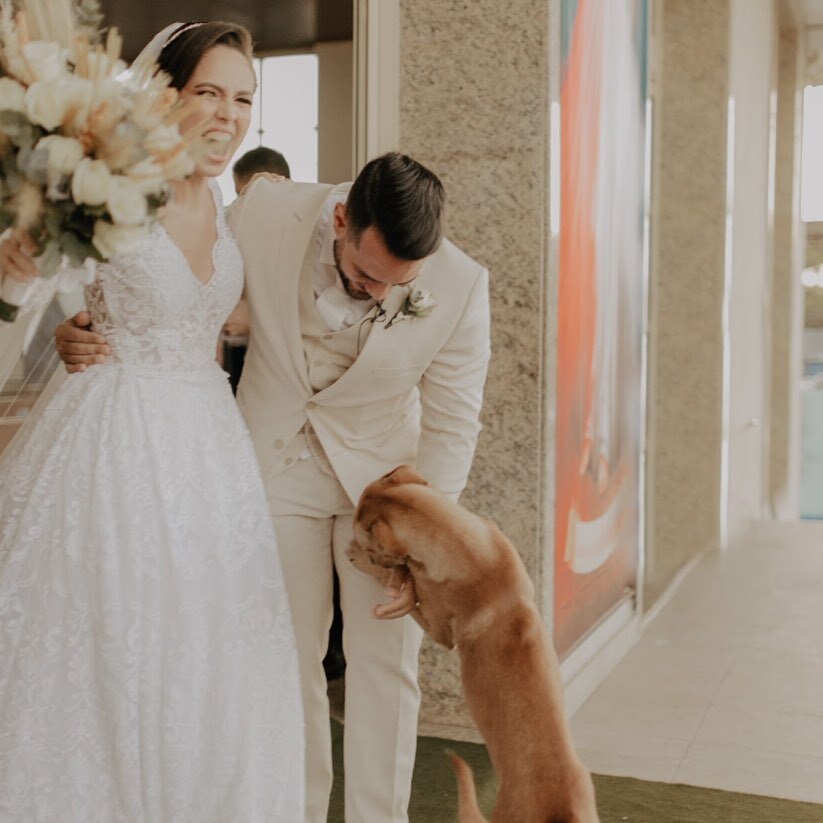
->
xmin=0 ymin=364 xmax=304 ymax=822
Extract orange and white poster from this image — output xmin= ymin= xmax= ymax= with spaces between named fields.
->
xmin=555 ymin=0 xmax=648 ymax=657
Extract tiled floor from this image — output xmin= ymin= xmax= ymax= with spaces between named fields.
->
xmin=801 ymin=382 xmax=823 ymax=519
xmin=570 ymin=520 xmax=823 ymax=804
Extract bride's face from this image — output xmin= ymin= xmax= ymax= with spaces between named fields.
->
xmin=177 ymin=45 xmax=256 ymax=178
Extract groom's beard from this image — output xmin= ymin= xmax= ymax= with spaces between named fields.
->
xmin=333 ymin=240 xmax=373 ymax=301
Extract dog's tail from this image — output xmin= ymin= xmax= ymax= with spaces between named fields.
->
xmin=445 ymin=749 xmax=489 ymax=823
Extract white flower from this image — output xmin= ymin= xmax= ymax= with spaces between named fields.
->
xmin=22 ymin=41 xmax=65 ymax=82
xmin=0 ymin=77 xmax=26 ymax=112
xmin=107 ymin=176 xmax=148 ymax=226
xmin=126 ymin=158 xmax=166 ymax=194
xmin=60 ymin=76 xmax=95 ymax=132
xmin=36 ymin=135 xmax=86 ymax=176
xmin=407 ymin=289 xmax=437 ymax=315
xmin=71 ymin=158 xmax=113 ymax=206
xmin=92 ymin=220 xmax=147 ymax=258
xmin=52 ymin=259 xmax=96 ymax=292
xmin=144 ymin=125 xmax=183 ymax=156
xmin=159 ymin=146 xmax=195 ymax=180
xmin=385 ymin=288 xmax=437 ymax=327
xmin=25 ymin=79 xmax=72 ymax=130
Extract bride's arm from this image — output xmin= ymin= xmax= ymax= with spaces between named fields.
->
xmin=222 ymin=296 xmax=249 ymax=338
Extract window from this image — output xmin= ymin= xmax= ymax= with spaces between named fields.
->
xmin=217 ymin=54 xmax=319 ymax=204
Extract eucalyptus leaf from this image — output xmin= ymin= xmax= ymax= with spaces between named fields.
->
xmin=0 ymin=112 xmax=38 ymax=149
xmin=0 ymin=298 xmax=19 ymax=323
xmin=45 ymin=206 xmax=65 ymax=238
xmin=21 ymin=147 xmax=49 ymax=186
xmin=60 ymin=230 xmax=96 ymax=266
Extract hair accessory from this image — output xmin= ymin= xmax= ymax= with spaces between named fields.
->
xmin=118 ymin=21 xmax=203 ymax=87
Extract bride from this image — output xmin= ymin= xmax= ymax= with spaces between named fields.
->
xmin=0 ymin=21 xmax=304 ymax=822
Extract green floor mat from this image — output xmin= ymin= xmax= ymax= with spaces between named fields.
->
xmin=329 ymin=720 xmax=823 ymax=822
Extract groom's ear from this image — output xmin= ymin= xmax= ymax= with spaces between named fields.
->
xmin=333 ymin=202 xmax=348 ymax=240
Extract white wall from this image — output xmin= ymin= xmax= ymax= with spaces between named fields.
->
xmin=316 ymin=40 xmax=354 ymax=184
xmin=725 ymin=0 xmax=777 ymax=536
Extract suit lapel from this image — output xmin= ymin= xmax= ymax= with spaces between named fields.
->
xmin=272 ymin=195 xmax=331 ymax=392
xmin=312 ymin=283 xmax=410 ymax=402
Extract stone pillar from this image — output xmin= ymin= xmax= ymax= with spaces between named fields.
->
xmin=769 ymin=5 xmax=804 ymax=519
xmin=398 ymin=0 xmax=553 ymax=737
xmin=644 ymin=0 xmax=730 ymax=606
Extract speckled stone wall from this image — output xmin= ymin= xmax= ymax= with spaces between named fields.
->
xmin=398 ymin=0 xmax=553 ymax=737
xmin=645 ymin=0 xmax=730 ymax=606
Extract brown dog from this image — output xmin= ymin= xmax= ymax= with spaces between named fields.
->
xmin=348 ymin=466 xmax=599 ymax=823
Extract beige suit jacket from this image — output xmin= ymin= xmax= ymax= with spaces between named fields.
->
xmin=228 ymin=179 xmax=490 ymax=505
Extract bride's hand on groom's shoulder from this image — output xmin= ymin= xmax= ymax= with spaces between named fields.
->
xmin=54 ymin=311 xmax=112 ymax=374
xmin=237 ymin=172 xmax=287 ymax=197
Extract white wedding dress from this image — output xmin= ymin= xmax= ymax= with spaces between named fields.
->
xmin=0 ymin=183 xmax=304 ymax=822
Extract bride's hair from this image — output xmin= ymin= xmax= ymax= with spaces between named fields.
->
xmin=157 ymin=22 xmax=254 ymax=90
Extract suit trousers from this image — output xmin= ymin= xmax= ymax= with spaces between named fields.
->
xmin=264 ymin=443 xmax=424 ymax=823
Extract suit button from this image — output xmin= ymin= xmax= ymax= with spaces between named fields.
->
xmin=306 ymin=401 xmax=317 ymax=410
xmin=274 ymin=439 xmax=284 ymax=449
xmin=285 ymin=457 xmax=294 ymax=466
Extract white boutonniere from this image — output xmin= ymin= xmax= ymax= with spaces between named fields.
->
xmin=385 ymin=288 xmax=437 ymax=328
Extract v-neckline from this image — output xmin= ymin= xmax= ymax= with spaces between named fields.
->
xmin=160 ymin=182 xmax=221 ymax=288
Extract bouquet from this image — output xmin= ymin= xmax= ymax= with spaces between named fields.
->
xmin=0 ymin=0 xmax=195 ymax=322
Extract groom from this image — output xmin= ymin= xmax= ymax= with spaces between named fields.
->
xmin=56 ymin=152 xmax=491 ymax=823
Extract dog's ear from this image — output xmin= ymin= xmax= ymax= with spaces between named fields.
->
xmin=368 ymin=517 xmax=408 ymax=562
xmin=381 ymin=465 xmax=430 ymax=487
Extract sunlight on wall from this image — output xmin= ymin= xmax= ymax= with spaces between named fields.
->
xmin=217 ymin=54 xmax=319 ymax=204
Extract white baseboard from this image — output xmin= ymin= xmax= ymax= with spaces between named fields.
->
xmin=561 ymin=597 xmax=641 ymax=717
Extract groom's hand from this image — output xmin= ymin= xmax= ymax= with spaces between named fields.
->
xmin=373 ymin=567 xmax=419 ymax=620
xmin=54 ymin=311 xmax=111 ymax=373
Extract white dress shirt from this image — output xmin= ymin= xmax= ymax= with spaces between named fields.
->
xmin=312 ymin=189 xmax=377 ymax=332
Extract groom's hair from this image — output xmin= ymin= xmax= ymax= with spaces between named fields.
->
xmin=346 ymin=153 xmax=445 ymax=261
xmin=158 ymin=22 xmax=254 ymax=90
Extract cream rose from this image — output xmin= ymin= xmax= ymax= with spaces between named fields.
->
xmin=127 ymin=158 xmax=166 ymax=194
xmin=22 ymin=41 xmax=65 ymax=82
xmin=71 ymin=158 xmax=112 ymax=206
xmin=36 ymin=135 xmax=86 ymax=176
xmin=107 ymin=176 xmax=148 ymax=226
xmin=92 ymin=220 xmax=147 ymax=258
xmin=25 ymin=79 xmax=71 ymax=131
xmin=60 ymin=76 xmax=95 ymax=133
xmin=0 ymin=77 xmax=26 ymax=112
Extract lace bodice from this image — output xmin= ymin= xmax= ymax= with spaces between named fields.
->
xmin=86 ymin=182 xmax=242 ymax=372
